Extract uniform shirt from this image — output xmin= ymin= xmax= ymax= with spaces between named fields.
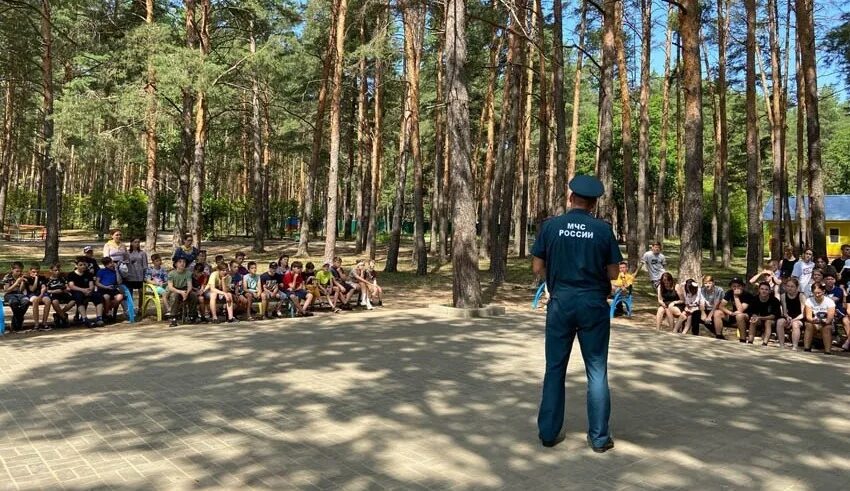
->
xmin=723 ymin=290 xmax=754 ymax=313
xmin=805 ymin=296 xmax=835 ymax=321
xmin=531 ymin=209 xmax=622 ymax=296
xmin=96 ymin=268 xmax=119 ymax=289
xmin=168 ymin=269 xmax=192 ymax=291
xmin=260 ymin=272 xmax=281 ymax=292
xmin=283 ymin=271 xmax=305 ymax=291
xmin=2 ymin=273 xmax=26 ymax=294
xmin=746 ymin=295 xmax=781 ymax=318
xmin=67 ymin=271 xmax=94 ymax=290
xmin=641 ymin=251 xmax=667 ymax=282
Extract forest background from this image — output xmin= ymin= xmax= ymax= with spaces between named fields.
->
xmin=4 ymin=0 xmax=850 ymax=307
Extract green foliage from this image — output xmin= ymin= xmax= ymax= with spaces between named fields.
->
xmin=112 ymin=188 xmax=149 ymax=238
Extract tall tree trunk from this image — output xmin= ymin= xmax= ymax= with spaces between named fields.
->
xmin=298 ymin=6 xmax=338 ymax=257
xmin=551 ymin=0 xmax=567 ymax=214
xmin=615 ymin=1 xmax=637 ymax=267
xmin=745 ymin=0 xmax=762 ymax=277
xmin=399 ymin=1 xmax=427 ymax=275
xmin=655 ymin=3 xmax=673 ymax=242
xmin=174 ymin=0 xmax=196 ymax=248
xmin=567 ymin=1 xmax=587 ymax=194
xmin=534 ymin=0 xmax=549 ymax=228
xmin=366 ymin=7 xmax=387 ymax=260
xmin=0 ymin=79 xmax=13 ymax=232
xmin=795 ymin=29 xmax=807 ymax=249
xmin=262 ymin=85 xmax=271 ymax=234
xmin=323 ymin=0 xmax=349 ymax=264
xmin=637 ymin=0 xmax=651 ymax=257
xmin=678 ymin=0 xmax=703 ymax=282
xmin=144 ymin=0 xmax=159 ymax=251
xmin=718 ymin=0 xmax=731 ymax=267
xmin=250 ymin=21 xmax=264 ymax=253
xmin=797 ymin=0 xmax=824 ymax=256
xmin=190 ymin=0 xmax=210 ymax=246
xmin=768 ymin=0 xmax=785 ymax=259
xmin=445 ymin=0 xmax=482 ymax=307
xmin=477 ymin=17 xmax=503 ymax=259
xmin=41 ymin=0 xmax=59 ymax=264
xmin=703 ymin=40 xmax=718 ymax=263
xmin=597 ymin=0 xmax=616 ymax=223
xmin=385 ymin=92 xmax=409 ymax=272
xmin=432 ymin=8 xmax=446 ymax=260
xmin=491 ymin=0 xmax=526 ymax=284
xmin=515 ymin=1 xmax=536 ymax=259
xmin=356 ymin=20 xmax=370 ymax=254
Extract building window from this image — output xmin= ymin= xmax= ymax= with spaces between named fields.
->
xmin=830 ymin=228 xmax=840 ymax=243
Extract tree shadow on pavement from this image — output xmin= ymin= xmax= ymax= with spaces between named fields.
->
xmin=0 ymin=311 xmax=847 ymax=490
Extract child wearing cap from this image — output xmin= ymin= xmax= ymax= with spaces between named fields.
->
xmin=81 ymin=246 xmax=100 ymax=275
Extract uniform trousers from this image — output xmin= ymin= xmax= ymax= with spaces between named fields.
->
xmin=538 ymin=293 xmax=611 ymax=447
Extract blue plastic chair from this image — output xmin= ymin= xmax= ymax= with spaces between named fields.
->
xmin=609 ymin=288 xmax=633 ymax=318
xmin=119 ymin=284 xmax=135 ymax=323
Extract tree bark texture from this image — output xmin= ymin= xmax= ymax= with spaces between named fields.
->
xmin=323 ymin=0 xmax=349 ymax=265
xmin=250 ymin=22 xmax=264 ymax=253
xmin=797 ymin=0 xmax=824 ymax=256
xmin=615 ymin=1 xmax=637 ymax=268
xmin=567 ymin=1 xmax=587 ymax=195
xmin=144 ymin=0 xmax=159 ymax=252
xmin=678 ymin=0 xmax=703 ymax=282
xmin=534 ymin=0 xmax=549 ymax=229
xmin=477 ymin=17 xmax=504 ymax=259
xmin=432 ymin=7 xmax=446 ymax=260
xmin=551 ymin=0 xmax=567 ymax=215
xmin=795 ymin=30 xmax=807 ymax=249
xmin=356 ymin=20 xmax=370 ymax=254
xmin=174 ymin=0 xmax=196 ymax=248
xmin=596 ymin=0 xmax=616 ymax=224
xmin=298 ymin=4 xmax=337 ymax=257
xmin=41 ymin=0 xmax=59 ymax=264
xmin=746 ymin=0 xmax=762 ymax=277
xmin=718 ymin=0 xmax=731 ymax=267
xmin=445 ymin=0 xmax=482 ymax=307
xmin=366 ymin=6 xmax=387 ymax=260
xmin=190 ymin=0 xmax=210 ymax=246
xmin=655 ymin=3 xmax=673 ymax=243
xmin=637 ymin=0 xmax=651 ymax=257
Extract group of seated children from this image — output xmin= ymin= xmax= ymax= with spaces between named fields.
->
xmin=2 ymin=257 xmax=127 ymax=331
xmin=2 ymin=252 xmax=385 ymax=332
xmin=654 ymin=264 xmax=848 ymax=355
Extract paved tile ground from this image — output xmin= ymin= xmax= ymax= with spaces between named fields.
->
xmin=0 ymin=309 xmax=848 ymax=490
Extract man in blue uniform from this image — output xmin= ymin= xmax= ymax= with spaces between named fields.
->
xmin=531 ymin=175 xmax=622 ymax=453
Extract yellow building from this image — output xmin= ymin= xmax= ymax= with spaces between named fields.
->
xmin=763 ymin=195 xmax=850 ymax=257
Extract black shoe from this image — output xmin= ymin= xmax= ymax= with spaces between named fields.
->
xmin=823 ymin=351 xmax=834 ymax=355
xmin=804 ymin=348 xmax=812 ymax=352
xmin=587 ymin=436 xmax=615 ymax=453
xmin=227 ymin=317 xmax=238 ymax=324
xmin=169 ymin=319 xmax=179 ymax=327
xmin=715 ymin=334 xmax=725 ymax=340
xmin=540 ymin=434 xmax=565 ymax=448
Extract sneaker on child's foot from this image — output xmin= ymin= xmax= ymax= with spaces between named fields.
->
xmin=95 ymin=318 xmax=105 ymax=327
xmin=169 ymin=319 xmax=179 ymax=327
xmin=227 ymin=317 xmax=238 ymax=323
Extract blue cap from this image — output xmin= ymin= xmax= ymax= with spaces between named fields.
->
xmin=568 ymin=174 xmax=604 ymax=199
